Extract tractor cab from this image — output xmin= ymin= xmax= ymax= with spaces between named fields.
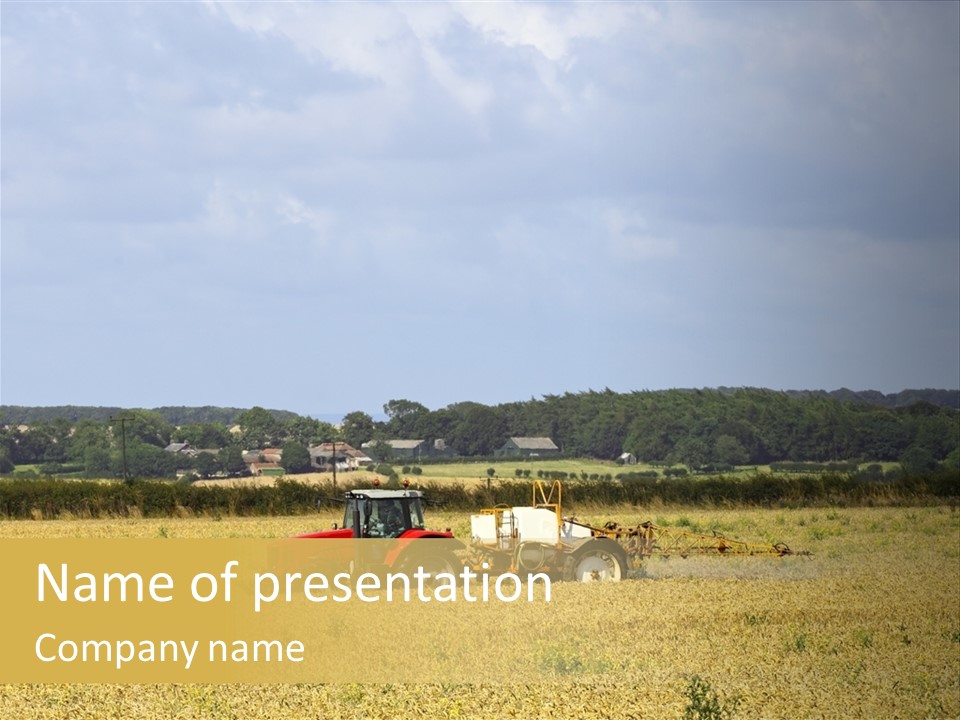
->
xmin=296 ymin=486 xmax=457 ymax=542
xmin=343 ymin=488 xmax=427 ymax=539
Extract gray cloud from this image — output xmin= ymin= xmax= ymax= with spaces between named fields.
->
xmin=2 ymin=1 xmax=957 ymax=413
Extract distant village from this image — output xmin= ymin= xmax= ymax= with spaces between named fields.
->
xmin=163 ymin=433 xmax=571 ymax=478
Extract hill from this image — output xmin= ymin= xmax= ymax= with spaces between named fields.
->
xmin=0 ymin=405 xmax=298 ymax=425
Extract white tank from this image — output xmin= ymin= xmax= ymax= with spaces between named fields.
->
xmin=509 ymin=507 xmax=560 ymax=543
xmin=470 ymin=513 xmax=497 ymax=542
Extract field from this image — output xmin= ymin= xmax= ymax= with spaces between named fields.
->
xmin=1 ymin=505 xmax=958 ymax=719
xmin=191 ymin=462 xmax=633 ymax=490
xmin=187 ymin=458 xmax=894 ymax=492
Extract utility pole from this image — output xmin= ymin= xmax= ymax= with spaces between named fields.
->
xmin=110 ymin=414 xmax=133 ymax=484
xmin=331 ymin=439 xmax=337 ymax=493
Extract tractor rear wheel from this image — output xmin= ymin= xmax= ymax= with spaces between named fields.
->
xmin=567 ymin=540 xmax=628 ymax=582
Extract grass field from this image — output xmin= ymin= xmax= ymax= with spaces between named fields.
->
xmin=1 ymin=504 xmax=957 ymax=718
xmin=189 ymin=457 xmax=898 ymax=492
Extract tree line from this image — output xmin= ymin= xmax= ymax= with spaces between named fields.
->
xmin=1 ymin=388 xmax=958 ymax=480
xmin=371 ymin=391 xmax=958 ymax=472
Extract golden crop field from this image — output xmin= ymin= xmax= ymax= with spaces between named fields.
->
xmin=1 ymin=505 xmax=957 ymax=719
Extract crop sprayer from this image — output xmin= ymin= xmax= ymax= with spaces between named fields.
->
xmin=297 ymin=479 xmax=809 ymax=581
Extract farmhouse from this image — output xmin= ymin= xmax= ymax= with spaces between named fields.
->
xmin=309 ymin=443 xmax=371 ymax=471
xmin=496 ymin=437 xmax=560 ymax=457
xmin=163 ymin=442 xmax=196 ymax=456
xmin=242 ymin=448 xmax=282 ymax=465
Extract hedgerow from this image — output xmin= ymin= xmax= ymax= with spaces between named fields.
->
xmin=0 ymin=469 xmax=956 ymax=519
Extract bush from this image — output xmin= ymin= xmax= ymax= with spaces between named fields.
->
xmin=770 ymin=462 xmax=859 ymax=474
xmin=683 ymin=675 xmax=740 ymax=720
xmin=617 ymin=471 xmax=659 ymax=480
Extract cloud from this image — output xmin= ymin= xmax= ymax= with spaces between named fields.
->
xmin=276 ymin=195 xmax=334 ymax=239
xmin=2 ymin=1 xmax=958 ymax=411
xmin=202 ymin=0 xmax=645 ymax=122
xmin=205 ymin=2 xmax=414 ymax=86
xmin=454 ymin=2 xmax=645 ymax=65
xmin=417 ymin=43 xmax=493 ymax=117
xmin=602 ymin=207 xmax=678 ymax=262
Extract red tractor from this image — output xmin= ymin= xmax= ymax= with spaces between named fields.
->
xmin=297 ymin=487 xmax=463 ymax=576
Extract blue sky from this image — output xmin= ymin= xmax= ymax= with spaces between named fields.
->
xmin=2 ymin=1 xmax=958 ymax=418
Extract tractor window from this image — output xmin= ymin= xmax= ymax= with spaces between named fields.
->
xmin=343 ymin=500 xmax=357 ymax=531
xmin=406 ymin=500 xmax=425 ymax=530
xmin=342 ymin=496 xmax=424 ymax=537
xmin=378 ymin=500 xmax=405 ymax=538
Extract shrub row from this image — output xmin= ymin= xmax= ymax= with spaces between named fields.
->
xmin=0 ymin=470 xmax=957 ymax=519
xmin=769 ymin=462 xmax=860 ymax=474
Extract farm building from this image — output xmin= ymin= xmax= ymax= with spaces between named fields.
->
xmin=163 ymin=442 xmax=196 ymax=456
xmin=309 ymin=443 xmax=371 ymax=471
xmin=496 ymin=437 xmax=560 ymax=457
xmin=243 ymin=449 xmax=281 ymax=464
xmin=619 ymin=452 xmax=637 ymax=465
xmin=249 ymin=462 xmax=284 ymax=477
xmin=361 ymin=439 xmax=431 ymax=460
xmin=242 ymin=448 xmax=283 ymax=470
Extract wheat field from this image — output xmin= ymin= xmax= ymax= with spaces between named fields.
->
xmin=1 ymin=505 xmax=957 ymax=719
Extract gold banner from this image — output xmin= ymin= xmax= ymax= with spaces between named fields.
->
xmin=1 ymin=539 xmax=568 ymax=684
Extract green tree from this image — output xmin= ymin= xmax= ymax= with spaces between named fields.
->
xmin=383 ymin=399 xmax=429 ymax=438
xmin=218 ymin=445 xmax=247 ymax=476
xmin=193 ymin=452 xmax=218 ymax=478
xmin=448 ymin=403 xmax=506 ymax=456
xmin=944 ymin=446 xmax=960 ymax=471
xmin=120 ymin=410 xmax=174 ymax=448
xmin=11 ymin=423 xmax=57 ymax=463
xmin=83 ymin=445 xmax=112 ymax=478
xmin=857 ymin=410 xmax=910 ymax=461
xmin=0 ymin=426 xmax=16 ymax=463
xmin=415 ymin=407 xmax=457 ymax=447
xmin=714 ymin=435 xmax=749 ymax=466
xmin=341 ymin=411 xmax=377 ymax=449
xmin=171 ymin=422 xmax=231 ymax=449
xmin=281 ymin=441 xmax=312 ymax=474
xmin=670 ymin=437 xmax=709 ymax=470
xmin=67 ymin=419 xmax=111 ymax=462
xmin=237 ymin=407 xmax=282 ymax=449
xmin=284 ymin=416 xmax=338 ymax=447
xmin=118 ymin=439 xmax=176 ymax=479
xmin=899 ymin=445 xmax=938 ymax=474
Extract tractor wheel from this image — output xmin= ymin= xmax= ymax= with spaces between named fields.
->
xmin=566 ymin=540 xmax=628 ymax=582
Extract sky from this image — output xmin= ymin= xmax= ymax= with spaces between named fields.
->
xmin=1 ymin=1 xmax=958 ymax=418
